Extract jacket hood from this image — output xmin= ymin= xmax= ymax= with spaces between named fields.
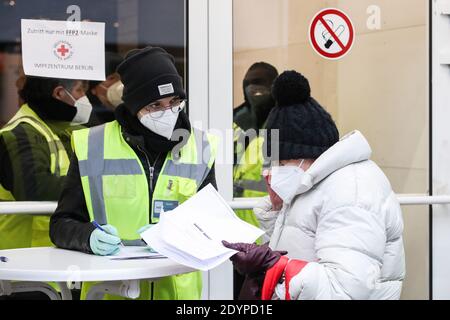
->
xmin=295 ymin=130 xmax=372 ymax=196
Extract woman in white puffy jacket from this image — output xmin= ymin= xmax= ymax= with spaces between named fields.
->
xmin=224 ymin=71 xmax=405 ymax=300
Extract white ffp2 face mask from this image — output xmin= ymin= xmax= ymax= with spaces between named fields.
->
xmin=101 ymin=81 xmax=124 ymax=108
xmin=270 ymin=160 xmax=306 ymax=204
xmin=139 ymin=109 xmax=180 ymax=139
xmin=66 ymin=90 xmax=93 ymax=125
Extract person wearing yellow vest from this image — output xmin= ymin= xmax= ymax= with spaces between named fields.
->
xmin=233 ymin=62 xmax=279 ymax=228
xmin=232 ymin=63 xmax=278 ymax=299
xmin=234 ymin=62 xmax=279 ymax=132
xmin=50 ymin=46 xmax=218 ymax=300
xmin=0 ymin=76 xmax=91 ymax=251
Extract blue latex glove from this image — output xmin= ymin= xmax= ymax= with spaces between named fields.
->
xmin=137 ymin=224 xmax=153 ymax=234
xmin=145 ymin=246 xmax=157 ymax=253
xmin=89 ymin=224 xmax=121 ymax=256
xmin=137 ymin=224 xmax=156 ymax=253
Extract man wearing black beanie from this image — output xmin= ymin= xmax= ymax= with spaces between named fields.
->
xmin=50 ymin=46 xmax=219 ymax=300
xmin=224 ymin=70 xmax=405 ymax=300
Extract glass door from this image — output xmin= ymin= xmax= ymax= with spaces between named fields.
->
xmin=231 ymin=0 xmax=429 ymax=300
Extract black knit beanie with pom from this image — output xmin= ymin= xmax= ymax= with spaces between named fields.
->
xmin=264 ymin=70 xmax=339 ymax=161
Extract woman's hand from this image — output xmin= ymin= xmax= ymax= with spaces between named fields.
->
xmin=264 ymin=171 xmax=283 ymax=211
xmin=222 ymin=241 xmax=287 ymax=276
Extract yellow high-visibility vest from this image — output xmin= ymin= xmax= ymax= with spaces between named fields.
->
xmin=0 ymin=104 xmax=70 ymax=249
xmin=73 ymin=120 xmax=218 ymax=300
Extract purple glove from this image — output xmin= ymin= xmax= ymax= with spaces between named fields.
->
xmin=222 ymin=241 xmax=288 ymax=276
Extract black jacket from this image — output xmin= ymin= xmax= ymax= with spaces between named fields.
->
xmin=50 ymin=106 xmax=217 ymax=253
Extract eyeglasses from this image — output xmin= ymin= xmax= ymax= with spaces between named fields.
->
xmin=142 ymin=97 xmax=186 ymax=119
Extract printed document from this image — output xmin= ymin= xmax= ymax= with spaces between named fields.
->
xmin=140 ymin=185 xmax=264 ymax=271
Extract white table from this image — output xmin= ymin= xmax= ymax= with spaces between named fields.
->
xmin=0 ymin=247 xmax=195 ymax=300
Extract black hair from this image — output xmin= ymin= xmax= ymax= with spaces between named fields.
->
xmin=19 ymin=76 xmax=79 ymax=105
xmin=247 ymin=62 xmax=279 ymax=83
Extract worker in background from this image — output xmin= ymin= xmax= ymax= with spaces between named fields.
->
xmin=233 ymin=62 xmax=278 ymax=224
xmin=50 ymin=46 xmax=219 ymax=300
xmin=234 ymin=62 xmax=278 ymax=132
xmin=224 ymin=71 xmax=405 ymax=300
xmin=86 ymin=52 xmax=124 ymax=124
xmin=232 ymin=62 xmax=278 ymax=299
xmin=233 ymin=62 xmax=278 ymax=227
xmin=0 ymin=76 xmax=91 ymax=250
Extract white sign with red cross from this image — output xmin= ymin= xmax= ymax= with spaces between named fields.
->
xmin=309 ymin=8 xmax=355 ymax=60
xmin=21 ymin=19 xmax=105 ymax=80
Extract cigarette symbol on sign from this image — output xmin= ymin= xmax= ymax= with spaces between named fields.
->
xmin=321 ymin=20 xmax=346 ymax=49
xmin=309 ymin=8 xmax=355 ymax=60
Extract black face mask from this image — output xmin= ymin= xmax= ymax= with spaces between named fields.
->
xmin=245 ymin=84 xmax=274 ymax=128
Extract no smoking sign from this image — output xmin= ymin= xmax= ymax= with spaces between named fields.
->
xmin=309 ymin=8 xmax=355 ymax=60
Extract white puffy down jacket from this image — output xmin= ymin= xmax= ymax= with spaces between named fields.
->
xmin=254 ymin=131 xmax=405 ymax=300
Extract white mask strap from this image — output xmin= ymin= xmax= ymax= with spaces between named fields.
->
xmin=298 ymin=159 xmax=305 ymax=169
xmin=64 ymin=89 xmax=77 ymax=105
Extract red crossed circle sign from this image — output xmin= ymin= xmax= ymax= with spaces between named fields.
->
xmin=309 ymin=8 xmax=355 ymax=60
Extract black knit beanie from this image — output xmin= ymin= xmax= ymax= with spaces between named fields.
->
xmin=117 ymin=46 xmax=186 ymax=116
xmin=265 ymin=70 xmax=339 ymax=161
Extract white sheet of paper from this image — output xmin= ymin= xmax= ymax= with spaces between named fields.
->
xmin=142 ymin=223 xmax=235 ymax=271
xmin=141 ymin=184 xmax=265 ymax=271
xmin=108 ymin=246 xmax=165 ymax=260
xmin=21 ymin=19 xmax=105 ymax=80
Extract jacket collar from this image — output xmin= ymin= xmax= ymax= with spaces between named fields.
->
xmin=295 ymin=130 xmax=372 ymax=196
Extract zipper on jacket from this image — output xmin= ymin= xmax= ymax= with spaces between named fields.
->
xmin=136 ymin=145 xmax=161 ymax=194
xmin=149 ymin=166 xmax=155 ymax=192
xmin=137 ymin=145 xmax=161 ymax=225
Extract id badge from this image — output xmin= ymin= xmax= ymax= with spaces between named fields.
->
xmin=153 ymin=200 xmax=179 ymax=218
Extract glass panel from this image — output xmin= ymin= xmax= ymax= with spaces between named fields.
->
xmin=233 ymin=0 xmax=429 ymax=299
xmin=0 ymin=0 xmax=187 ymax=126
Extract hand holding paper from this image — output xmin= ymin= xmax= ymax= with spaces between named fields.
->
xmin=222 ymin=241 xmax=288 ymax=275
xmin=140 ymin=185 xmax=265 ymax=271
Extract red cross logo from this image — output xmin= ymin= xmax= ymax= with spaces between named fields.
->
xmin=57 ymin=44 xmax=70 ymax=57
xmin=53 ymin=41 xmax=73 ymax=61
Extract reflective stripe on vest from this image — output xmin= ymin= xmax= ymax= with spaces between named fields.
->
xmin=162 ymin=127 xmax=211 ymax=187
xmin=235 ymin=178 xmax=267 ymax=193
xmin=78 ymin=125 xmax=143 ymax=225
xmin=150 ymin=127 xmax=217 ymax=223
xmin=233 ymin=135 xmax=268 ymax=195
